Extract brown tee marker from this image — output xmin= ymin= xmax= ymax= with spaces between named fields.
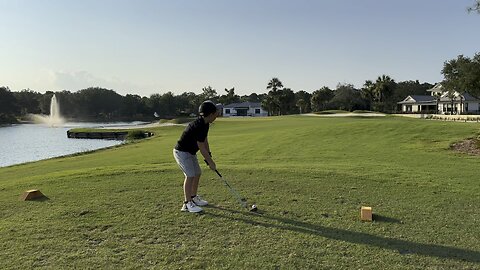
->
xmin=20 ymin=190 xmax=46 ymax=201
xmin=361 ymin=206 xmax=373 ymax=221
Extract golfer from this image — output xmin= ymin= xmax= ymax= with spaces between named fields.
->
xmin=173 ymin=100 xmax=220 ymax=213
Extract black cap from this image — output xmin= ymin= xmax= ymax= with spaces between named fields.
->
xmin=199 ymin=100 xmax=219 ymax=116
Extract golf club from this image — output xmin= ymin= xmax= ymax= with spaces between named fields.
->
xmin=213 ymin=169 xmax=248 ymax=208
xmin=205 ymin=160 xmax=256 ymax=211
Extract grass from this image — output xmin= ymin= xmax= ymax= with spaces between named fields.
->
xmin=1 ymin=116 xmax=480 ymax=269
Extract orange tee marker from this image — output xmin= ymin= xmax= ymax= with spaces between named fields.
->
xmin=361 ymin=206 xmax=373 ymax=221
xmin=20 ymin=190 xmax=46 ymax=201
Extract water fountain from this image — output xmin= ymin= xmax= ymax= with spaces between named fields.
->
xmin=30 ymin=94 xmax=64 ymax=127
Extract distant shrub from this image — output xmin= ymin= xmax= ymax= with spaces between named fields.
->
xmin=127 ymin=130 xmax=148 ymax=140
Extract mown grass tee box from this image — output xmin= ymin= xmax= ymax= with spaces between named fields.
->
xmin=1 ymin=116 xmax=479 ymax=269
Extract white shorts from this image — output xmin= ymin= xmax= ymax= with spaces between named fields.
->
xmin=173 ymin=149 xmax=202 ymax=177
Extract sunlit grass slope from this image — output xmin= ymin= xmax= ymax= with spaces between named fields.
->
xmin=0 ymin=116 xmax=479 ymax=269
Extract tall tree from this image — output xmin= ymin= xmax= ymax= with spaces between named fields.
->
xmin=261 ymin=95 xmax=276 ymax=116
xmin=201 ymin=86 xmax=218 ymax=102
xmin=374 ymin=75 xmax=395 ymax=103
xmin=329 ymin=84 xmax=366 ymax=111
xmin=311 ymin=87 xmax=334 ymax=112
xmin=54 ymin=90 xmax=77 ymax=117
xmin=294 ymin=90 xmax=312 ymax=114
xmin=0 ymin=87 xmax=19 ymax=115
xmin=75 ymin=87 xmax=123 ymax=118
xmin=361 ymin=80 xmax=375 ymax=111
xmin=442 ymin=53 xmax=480 ymax=99
xmin=373 ymin=75 xmax=396 ymax=112
xmin=266 ymin=78 xmax=283 ymax=92
xmin=245 ymin=93 xmax=261 ymax=103
xmin=219 ymin=87 xmax=240 ymax=105
xmin=176 ymin=92 xmax=201 ymax=116
xmin=160 ymin=91 xmax=177 ymax=117
xmin=12 ymin=89 xmax=42 ymax=115
xmin=266 ymin=78 xmax=284 ymax=115
xmin=468 ymin=0 xmax=480 ymax=13
xmin=278 ymin=88 xmax=295 ymax=115
xmin=121 ymin=94 xmax=143 ymax=117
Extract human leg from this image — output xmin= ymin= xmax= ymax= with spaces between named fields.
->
xmin=191 ymin=175 xmax=200 ymax=197
xmin=184 ymin=176 xmax=194 ymax=202
xmin=190 ymin=175 xmax=208 ymax=206
xmin=173 ymin=149 xmax=203 ymax=212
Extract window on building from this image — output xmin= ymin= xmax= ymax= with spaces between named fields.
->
xmin=255 ymin=109 xmax=260 ymax=114
xmin=225 ymin=109 xmax=230 ymax=114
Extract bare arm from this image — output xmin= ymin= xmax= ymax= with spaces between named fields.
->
xmin=198 ymin=141 xmax=216 ymax=170
xmin=205 ymin=137 xmax=210 ymax=153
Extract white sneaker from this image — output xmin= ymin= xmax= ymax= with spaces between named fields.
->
xmin=181 ymin=201 xmax=203 ymax=213
xmin=192 ymin=195 xmax=208 ymax=206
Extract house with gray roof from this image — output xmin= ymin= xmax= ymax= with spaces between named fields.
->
xmin=398 ymin=83 xmax=480 ymax=114
xmin=222 ymin=102 xmax=267 ymax=117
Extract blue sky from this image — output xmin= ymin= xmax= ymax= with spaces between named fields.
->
xmin=1 ymin=0 xmax=479 ymax=96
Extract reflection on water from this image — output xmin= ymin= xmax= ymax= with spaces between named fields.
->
xmin=0 ymin=122 xmax=145 ymax=167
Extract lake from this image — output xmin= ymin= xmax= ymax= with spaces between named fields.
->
xmin=0 ymin=122 xmax=146 ymax=167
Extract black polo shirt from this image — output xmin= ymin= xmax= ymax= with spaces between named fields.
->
xmin=175 ymin=117 xmax=209 ymax=155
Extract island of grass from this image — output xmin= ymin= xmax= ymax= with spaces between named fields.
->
xmin=67 ymin=128 xmax=154 ymax=140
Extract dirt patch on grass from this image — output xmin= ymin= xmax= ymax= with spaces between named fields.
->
xmin=451 ymin=138 xmax=480 ymax=155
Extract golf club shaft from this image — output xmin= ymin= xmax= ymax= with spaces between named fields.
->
xmin=205 ymin=160 xmax=247 ymax=208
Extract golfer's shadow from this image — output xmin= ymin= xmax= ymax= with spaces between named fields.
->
xmin=204 ymin=205 xmax=480 ymax=263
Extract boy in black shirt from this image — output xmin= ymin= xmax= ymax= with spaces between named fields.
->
xmin=173 ymin=100 xmax=220 ymax=213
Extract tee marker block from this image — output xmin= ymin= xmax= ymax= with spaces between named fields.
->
xmin=20 ymin=190 xmax=46 ymax=201
xmin=361 ymin=206 xmax=373 ymax=221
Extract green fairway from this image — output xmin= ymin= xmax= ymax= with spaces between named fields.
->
xmin=1 ymin=116 xmax=479 ymax=269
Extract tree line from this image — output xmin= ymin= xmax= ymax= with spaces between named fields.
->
xmin=0 ymin=86 xmax=262 ymax=123
xmin=0 ymin=78 xmax=432 ymax=123
xmin=1 ymin=52 xmax=479 ymax=124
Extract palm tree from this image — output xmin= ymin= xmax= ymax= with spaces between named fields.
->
xmin=267 ymin=78 xmax=283 ymax=92
xmin=266 ymin=78 xmax=284 ymax=116
xmin=261 ymin=95 xmax=276 ymax=116
xmin=373 ymin=75 xmax=395 ymax=112
xmin=361 ymin=80 xmax=375 ymax=111
xmin=374 ymin=75 xmax=394 ymax=102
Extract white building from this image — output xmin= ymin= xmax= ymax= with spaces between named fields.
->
xmin=222 ymin=102 xmax=268 ymax=117
xmin=397 ymin=83 xmax=480 ymax=114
